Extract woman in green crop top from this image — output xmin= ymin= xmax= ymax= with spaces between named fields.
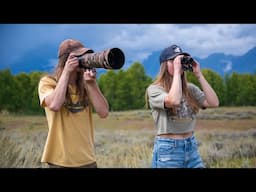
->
xmin=146 ymin=44 xmax=219 ymax=168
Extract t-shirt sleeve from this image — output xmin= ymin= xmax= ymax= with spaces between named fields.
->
xmin=38 ymin=76 xmax=56 ymax=107
xmin=147 ymin=85 xmax=168 ymax=110
xmin=188 ymin=83 xmax=205 ymax=108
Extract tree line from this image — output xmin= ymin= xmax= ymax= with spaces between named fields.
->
xmin=0 ymin=62 xmax=255 ymax=114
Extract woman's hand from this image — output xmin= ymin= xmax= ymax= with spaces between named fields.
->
xmin=63 ymin=53 xmax=79 ymax=74
xmin=83 ymin=68 xmax=97 ymax=83
xmin=192 ymin=59 xmax=202 ymax=78
xmin=172 ymin=55 xmax=183 ymax=74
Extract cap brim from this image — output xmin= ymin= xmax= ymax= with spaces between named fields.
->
xmin=167 ymin=52 xmax=190 ymax=60
xmin=73 ymin=47 xmax=94 ymax=56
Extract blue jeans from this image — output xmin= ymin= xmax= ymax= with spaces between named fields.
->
xmin=151 ymin=134 xmax=205 ymax=168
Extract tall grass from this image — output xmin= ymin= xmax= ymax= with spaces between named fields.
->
xmin=0 ymin=107 xmax=256 ymax=168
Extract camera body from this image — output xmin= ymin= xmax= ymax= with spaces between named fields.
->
xmin=77 ymin=48 xmax=125 ymax=70
xmin=180 ymin=56 xmax=194 ymax=72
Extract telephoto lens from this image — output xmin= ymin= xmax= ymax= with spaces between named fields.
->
xmin=77 ymin=48 xmax=125 ymax=70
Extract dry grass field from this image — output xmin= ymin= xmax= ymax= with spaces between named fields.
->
xmin=0 ymin=106 xmax=256 ymax=168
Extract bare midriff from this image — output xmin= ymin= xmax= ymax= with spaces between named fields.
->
xmin=158 ymin=132 xmax=193 ymax=139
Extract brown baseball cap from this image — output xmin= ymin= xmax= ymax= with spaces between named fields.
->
xmin=58 ymin=39 xmax=93 ymax=58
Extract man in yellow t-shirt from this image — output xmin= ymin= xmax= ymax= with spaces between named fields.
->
xmin=38 ymin=39 xmax=109 ymax=168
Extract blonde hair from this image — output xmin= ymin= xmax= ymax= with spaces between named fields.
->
xmin=145 ymin=61 xmax=200 ymax=114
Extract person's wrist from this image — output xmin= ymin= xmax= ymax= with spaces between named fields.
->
xmin=196 ymin=72 xmax=203 ymax=80
xmin=62 ymin=69 xmax=71 ymax=77
xmin=85 ymin=79 xmax=97 ymax=86
xmin=173 ymin=70 xmax=181 ymax=76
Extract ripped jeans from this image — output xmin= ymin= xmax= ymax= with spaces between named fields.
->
xmin=151 ymin=134 xmax=205 ymax=168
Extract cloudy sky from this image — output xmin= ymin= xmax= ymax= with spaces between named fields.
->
xmin=1 ymin=24 xmax=256 ymax=70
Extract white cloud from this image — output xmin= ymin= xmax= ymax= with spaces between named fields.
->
xmin=82 ymin=24 xmax=256 ymax=66
xmin=222 ymin=60 xmax=233 ymax=73
xmin=1 ymin=24 xmax=256 ymax=69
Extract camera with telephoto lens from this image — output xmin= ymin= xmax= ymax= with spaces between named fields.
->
xmin=180 ymin=56 xmax=194 ymax=72
xmin=77 ymin=48 xmax=125 ymax=70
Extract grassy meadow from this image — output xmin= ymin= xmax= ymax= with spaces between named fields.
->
xmin=0 ymin=107 xmax=256 ymax=168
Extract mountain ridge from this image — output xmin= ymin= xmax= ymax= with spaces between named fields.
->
xmin=142 ymin=46 xmax=256 ymax=77
xmin=2 ymin=46 xmax=256 ymax=77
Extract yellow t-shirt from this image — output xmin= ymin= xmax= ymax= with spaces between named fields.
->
xmin=38 ymin=76 xmax=96 ymax=167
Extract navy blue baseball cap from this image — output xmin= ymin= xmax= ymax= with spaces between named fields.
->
xmin=159 ymin=45 xmax=190 ymax=64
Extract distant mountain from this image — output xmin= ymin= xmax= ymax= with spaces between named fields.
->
xmin=1 ymin=44 xmax=108 ymax=77
xmin=5 ymin=44 xmax=58 ymax=74
xmin=2 ymin=45 xmax=256 ymax=77
xmin=142 ymin=47 xmax=256 ymax=77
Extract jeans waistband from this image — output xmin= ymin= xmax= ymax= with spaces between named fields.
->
xmin=155 ymin=134 xmax=196 ymax=143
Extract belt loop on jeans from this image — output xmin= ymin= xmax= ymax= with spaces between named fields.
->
xmin=174 ymin=139 xmax=177 ymax=147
